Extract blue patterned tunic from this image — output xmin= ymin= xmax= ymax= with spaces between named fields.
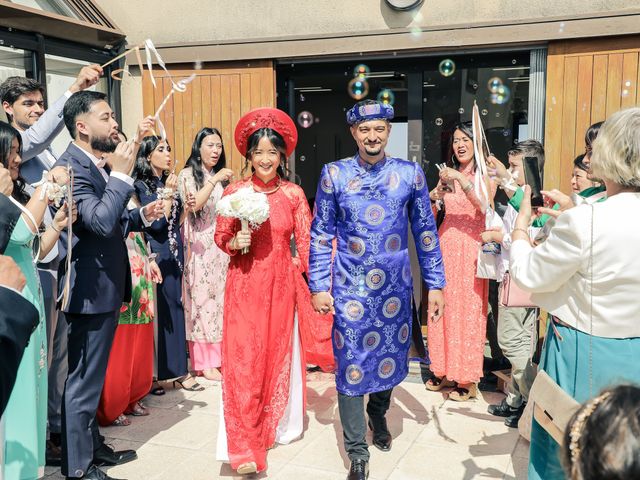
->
xmin=309 ymin=155 xmax=446 ymax=396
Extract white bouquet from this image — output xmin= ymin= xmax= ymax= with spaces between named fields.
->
xmin=216 ymin=186 xmax=270 ymax=254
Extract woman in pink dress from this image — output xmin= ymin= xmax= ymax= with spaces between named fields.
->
xmin=178 ymin=127 xmax=234 ymax=381
xmin=426 ymin=121 xmax=495 ymax=401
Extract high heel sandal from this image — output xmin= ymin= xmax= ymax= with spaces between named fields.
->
xmin=125 ymin=401 xmax=150 ymax=417
xmin=449 ymin=383 xmax=478 ymax=402
xmin=173 ymin=377 xmax=205 ymax=392
xmin=112 ymin=414 xmax=131 ymax=427
xmin=149 ymin=381 xmax=165 ymax=396
xmin=425 ymin=376 xmax=456 ymax=392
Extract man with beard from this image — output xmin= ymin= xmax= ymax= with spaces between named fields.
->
xmin=309 ymin=100 xmax=446 ymax=480
xmin=53 ymin=91 xmax=163 ymax=480
xmin=1 ymin=67 xmax=101 ymax=465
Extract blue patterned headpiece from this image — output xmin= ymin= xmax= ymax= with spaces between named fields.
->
xmin=346 ymin=101 xmax=394 ymax=125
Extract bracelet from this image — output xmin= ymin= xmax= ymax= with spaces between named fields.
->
xmin=51 ymin=224 xmax=62 ymax=233
xmin=462 ymin=182 xmax=474 ymax=193
xmin=207 ymin=178 xmax=217 ymax=187
xmin=512 ymin=227 xmax=529 ymax=237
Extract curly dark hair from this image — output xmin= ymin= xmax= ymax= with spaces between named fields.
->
xmin=132 ymin=135 xmax=169 ymax=194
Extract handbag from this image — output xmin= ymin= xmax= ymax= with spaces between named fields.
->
xmin=499 ymin=272 xmax=535 ymax=308
xmin=470 ymin=103 xmax=503 ymax=280
xmin=529 ymin=370 xmax=580 ymax=444
xmin=525 ymin=205 xmax=595 ymax=445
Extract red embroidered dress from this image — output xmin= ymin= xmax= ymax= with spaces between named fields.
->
xmin=214 ymin=175 xmax=328 ymax=471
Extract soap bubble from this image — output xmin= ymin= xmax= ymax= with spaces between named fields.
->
xmin=487 ymin=77 xmax=503 ymax=93
xmin=353 ymin=64 xmax=370 ymax=79
xmin=377 ymin=89 xmax=395 ymax=105
xmin=458 ymin=107 xmax=465 ymax=114
xmin=503 ymin=129 xmax=511 ymax=137
xmin=435 ymin=117 xmax=443 ymax=126
xmin=348 ymin=78 xmax=369 ymax=100
xmin=410 ymin=26 xmax=422 ymax=40
xmin=490 ymin=85 xmax=511 ymax=105
xmin=438 ymin=59 xmax=456 ymax=77
xmin=300 ymin=155 xmax=306 ymax=162
xmin=481 ymin=109 xmax=488 ymax=116
xmin=297 ymin=111 xmax=314 ymax=129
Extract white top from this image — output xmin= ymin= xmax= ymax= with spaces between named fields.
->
xmin=510 ymin=192 xmax=640 ymax=338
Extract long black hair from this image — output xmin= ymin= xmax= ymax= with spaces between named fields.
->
xmin=132 ymin=135 xmax=169 ymax=194
xmin=185 ymin=127 xmax=226 ymax=190
xmin=0 ymin=121 xmax=29 ymax=205
xmin=241 ymin=127 xmax=288 ymax=179
xmin=446 ymin=121 xmax=485 ymax=172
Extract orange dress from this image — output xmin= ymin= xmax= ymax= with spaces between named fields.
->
xmin=428 ymin=165 xmax=489 ymax=384
xmin=214 ymin=176 xmax=332 ymax=472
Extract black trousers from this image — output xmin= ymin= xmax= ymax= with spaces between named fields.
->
xmin=337 ymin=388 xmax=393 ymax=461
xmin=61 ymin=311 xmax=118 ymax=477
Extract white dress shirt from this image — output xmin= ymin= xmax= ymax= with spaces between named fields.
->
xmin=510 ymin=192 xmax=640 ymax=338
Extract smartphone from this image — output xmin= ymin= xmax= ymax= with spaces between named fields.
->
xmin=523 ymin=156 xmax=544 ymax=208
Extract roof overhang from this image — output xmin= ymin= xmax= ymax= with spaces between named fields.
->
xmin=0 ymin=0 xmax=125 ymax=49
xmin=145 ymin=9 xmax=640 ymax=64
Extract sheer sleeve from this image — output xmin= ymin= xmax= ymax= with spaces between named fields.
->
xmin=291 ymin=185 xmax=312 ymax=273
xmin=177 ymin=168 xmax=196 ymax=202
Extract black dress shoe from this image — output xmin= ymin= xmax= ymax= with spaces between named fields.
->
xmin=367 ymin=416 xmax=392 ymax=452
xmin=66 ymin=464 xmax=126 ymax=480
xmin=347 ymin=458 xmax=369 ymax=480
xmin=46 ymin=438 xmax=62 ymax=466
xmin=487 ymin=399 xmax=520 ymax=418
xmin=93 ymin=443 xmax=137 ymax=466
xmin=505 ymin=402 xmax=526 ymax=428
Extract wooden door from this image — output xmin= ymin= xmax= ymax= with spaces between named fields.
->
xmin=142 ymin=61 xmax=275 ymax=174
xmin=545 ymin=36 xmax=640 ymax=193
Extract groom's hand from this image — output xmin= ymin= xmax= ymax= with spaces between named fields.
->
xmin=312 ymin=291 xmax=334 ymax=315
xmin=428 ymin=289 xmax=444 ymax=323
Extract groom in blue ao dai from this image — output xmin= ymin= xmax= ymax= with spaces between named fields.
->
xmin=309 ymin=100 xmax=446 ymax=480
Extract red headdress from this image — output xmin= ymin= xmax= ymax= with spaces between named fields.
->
xmin=234 ymin=108 xmax=298 ymax=158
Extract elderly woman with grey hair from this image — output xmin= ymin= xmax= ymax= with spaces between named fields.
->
xmin=508 ymin=107 xmax=640 ymax=480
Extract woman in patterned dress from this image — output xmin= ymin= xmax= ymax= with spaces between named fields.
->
xmin=178 ymin=128 xmax=233 ymax=381
xmin=426 ymin=121 xmax=496 ymax=401
xmin=0 ymin=122 xmax=72 ymax=479
xmin=214 ymin=109 xmax=326 ymax=475
xmin=97 ymin=228 xmax=162 ymax=426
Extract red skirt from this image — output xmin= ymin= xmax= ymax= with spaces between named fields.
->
xmin=97 ymin=322 xmax=154 ymax=426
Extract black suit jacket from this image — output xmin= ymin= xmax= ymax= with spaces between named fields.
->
xmin=53 ymin=143 xmax=144 ymax=315
xmin=0 ymin=286 xmax=38 ymax=416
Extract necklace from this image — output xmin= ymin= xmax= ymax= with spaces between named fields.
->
xmin=251 ymin=175 xmax=282 ymax=195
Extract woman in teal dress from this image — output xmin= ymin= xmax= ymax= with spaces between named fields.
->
xmin=1 ymin=122 xmax=71 ymax=479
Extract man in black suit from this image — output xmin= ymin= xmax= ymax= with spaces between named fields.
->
xmin=53 ymin=91 xmax=163 ymax=480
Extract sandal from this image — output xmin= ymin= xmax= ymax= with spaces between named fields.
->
xmin=449 ymin=383 xmax=478 ymax=402
xmin=125 ymin=401 xmax=150 ymax=416
xmin=236 ymin=461 xmax=257 ymax=475
xmin=173 ymin=378 xmax=205 ymax=392
xmin=112 ymin=414 xmax=131 ymax=427
xmin=150 ymin=381 xmax=165 ymax=396
xmin=425 ymin=376 xmax=456 ymax=392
